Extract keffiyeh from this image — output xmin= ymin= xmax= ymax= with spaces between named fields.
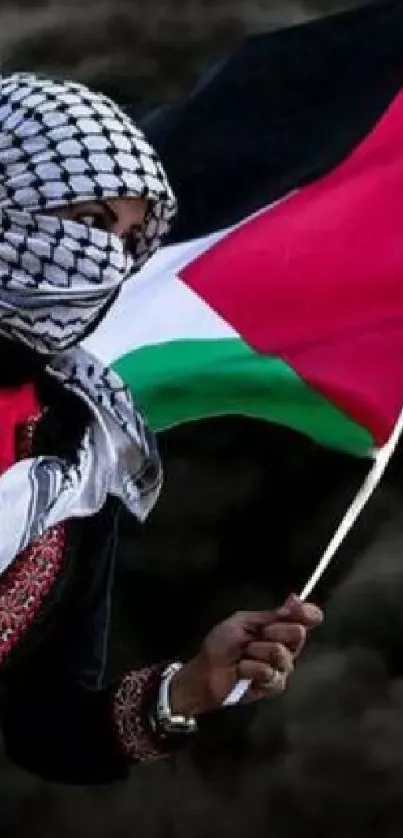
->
xmin=0 ymin=72 xmax=176 ymax=574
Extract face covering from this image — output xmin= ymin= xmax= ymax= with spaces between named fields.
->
xmin=0 ymin=72 xmax=177 ymax=574
xmin=0 ymin=209 xmax=132 ymax=353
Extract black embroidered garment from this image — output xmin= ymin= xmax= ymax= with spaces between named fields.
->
xmin=0 ymin=72 xmax=180 ymax=782
xmin=0 ymin=342 xmax=175 ymax=783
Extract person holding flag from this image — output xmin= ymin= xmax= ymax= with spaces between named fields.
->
xmin=87 ymin=0 xmax=403 ymax=707
xmin=0 ymin=71 xmax=321 ymax=786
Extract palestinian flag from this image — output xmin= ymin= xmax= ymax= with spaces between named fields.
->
xmin=86 ymin=0 xmax=403 ymax=459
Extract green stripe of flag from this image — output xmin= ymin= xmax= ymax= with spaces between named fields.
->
xmin=113 ymin=338 xmax=373 ymax=456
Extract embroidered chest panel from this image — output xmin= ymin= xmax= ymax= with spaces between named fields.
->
xmin=0 ymin=412 xmax=67 ymax=667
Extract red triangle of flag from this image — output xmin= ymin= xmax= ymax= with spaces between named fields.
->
xmin=180 ymin=89 xmax=403 ymax=446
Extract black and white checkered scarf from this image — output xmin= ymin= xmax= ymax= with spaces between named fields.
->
xmin=0 ymin=73 xmax=176 ymax=574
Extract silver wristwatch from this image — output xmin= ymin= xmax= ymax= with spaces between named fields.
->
xmin=155 ymin=662 xmax=198 ymax=736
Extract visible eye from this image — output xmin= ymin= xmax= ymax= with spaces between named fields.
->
xmin=75 ymin=213 xmax=109 ymax=232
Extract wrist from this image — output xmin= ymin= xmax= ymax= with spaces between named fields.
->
xmin=150 ymin=662 xmax=198 ymax=738
xmin=170 ymin=656 xmax=212 ymax=717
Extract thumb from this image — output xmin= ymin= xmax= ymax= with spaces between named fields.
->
xmin=234 ymin=610 xmax=280 ymax=630
xmin=276 ymin=594 xmax=323 ymax=626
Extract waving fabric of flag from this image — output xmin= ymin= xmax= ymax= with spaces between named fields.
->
xmin=85 ymin=0 xmax=403 ymax=458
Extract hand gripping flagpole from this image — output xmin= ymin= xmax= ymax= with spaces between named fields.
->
xmin=223 ymin=406 xmax=403 ymax=707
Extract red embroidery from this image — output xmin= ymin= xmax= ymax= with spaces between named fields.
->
xmin=0 ymin=411 xmax=67 ymax=666
xmin=113 ymin=668 xmax=169 ymax=763
xmin=0 ymin=525 xmax=67 ymax=665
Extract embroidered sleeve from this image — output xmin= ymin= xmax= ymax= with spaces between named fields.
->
xmin=112 ymin=666 xmax=177 ymax=764
xmin=0 ymin=524 xmax=67 ymax=666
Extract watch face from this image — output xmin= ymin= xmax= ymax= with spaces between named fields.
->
xmin=169 ymin=723 xmax=197 ymax=736
xmin=158 ymin=710 xmax=197 ymax=736
xmin=156 ymin=664 xmax=198 ymax=736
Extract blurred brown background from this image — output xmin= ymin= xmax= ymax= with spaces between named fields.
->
xmin=0 ymin=0 xmax=364 ymax=104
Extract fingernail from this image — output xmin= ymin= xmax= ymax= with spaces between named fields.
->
xmin=286 ymin=594 xmax=301 ymax=606
xmin=308 ymin=604 xmax=324 ymax=622
xmin=276 ymin=594 xmax=300 ymax=617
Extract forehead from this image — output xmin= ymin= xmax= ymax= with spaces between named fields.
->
xmin=0 ymin=73 xmax=176 ymax=269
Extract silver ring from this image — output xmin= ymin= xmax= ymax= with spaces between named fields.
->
xmin=263 ymin=668 xmax=287 ymax=692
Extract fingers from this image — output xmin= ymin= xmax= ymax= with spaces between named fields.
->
xmin=239 ymin=639 xmax=296 ymax=700
xmin=238 ymin=661 xmax=289 ymax=695
xmin=238 ymin=660 xmax=279 ymax=684
xmin=231 ymin=610 xmax=285 ymax=630
xmin=250 ymin=622 xmax=307 ymax=655
xmin=240 ymin=641 xmax=294 ymax=679
xmin=230 ymin=598 xmax=323 ymax=634
xmin=276 ymin=594 xmax=323 ymax=628
xmin=221 ymin=599 xmax=323 ymax=660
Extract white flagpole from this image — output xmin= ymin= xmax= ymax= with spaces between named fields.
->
xmin=223 ymin=406 xmax=403 ymax=706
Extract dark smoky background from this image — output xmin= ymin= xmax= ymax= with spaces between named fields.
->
xmin=0 ymin=0 xmax=364 ymax=105
xmin=2 ymin=2 xmax=403 ymax=837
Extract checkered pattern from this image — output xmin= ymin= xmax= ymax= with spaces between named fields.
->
xmin=0 ymin=73 xmax=176 ymax=268
xmin=0 ymin=73 xmax=173 ymax=576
